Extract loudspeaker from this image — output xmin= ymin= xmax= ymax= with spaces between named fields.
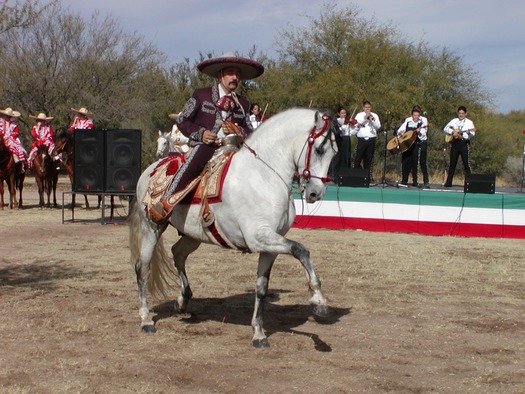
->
xmin=464 ymin=173 xmax=495 ymax=194
xmin=339 ymin=168 xmax=370 ymax=188
xmin=73 ymin=129 xmax=105 ymax=192
xmin=104 ymin=129 xmax=141 ymax=193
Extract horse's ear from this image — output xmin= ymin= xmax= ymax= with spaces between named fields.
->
xmin=314 ymin=110 xmax=324 ymax=128
xmin=158 ymin=130 xmax=162 ymax=136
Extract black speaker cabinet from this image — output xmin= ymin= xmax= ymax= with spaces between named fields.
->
xmin=73 ymin=129 xmax=105 ymax=193
xmin=464 ymin=173 xmax=495 ymax=194
xmin=104 ymin=129 xmax=141 ymax=193
xmin=339 ymin=168 xmax=370 ymax=188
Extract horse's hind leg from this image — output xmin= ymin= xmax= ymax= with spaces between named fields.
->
xmin=134 ymin=228 xmax=159 ymax=333
xmin=171 ymin=235 xmax=201 ymax=312
xmin=130 ymin=222 xmax=162 ymax=333
xmin=251 ymin=252 xmax=278 ymax=348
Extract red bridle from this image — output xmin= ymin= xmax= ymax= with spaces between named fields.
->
xmin=299 ymin=114 xmax=332 ymax=184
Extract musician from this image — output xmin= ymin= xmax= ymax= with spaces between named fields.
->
xmin=69 ymin=107 xmax=94 ymax=131
xmin=442 ymin=106 xmax=476 ymax=187
xmin=27 ymin=112 xmax=59 ymax=170
xmin=333 ymin=106 xmax=352 ymax=182
xmin=0 ymin=107 xmax=27 ymax=173
xmin=350 ymin=100 xmax=381 ymax=180
xmin=396 ymin=106 xmax=429 ymax=187
xmin=149 ymin=52 xmax=264 ymax=223
xmin=419 ymin=108 xmax=430 ymax=188
xmin=249 ymin=103 xmax=262 ymax=129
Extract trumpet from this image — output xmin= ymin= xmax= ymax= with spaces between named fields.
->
xmin=367 ymin=114 xmax=375 ymax=122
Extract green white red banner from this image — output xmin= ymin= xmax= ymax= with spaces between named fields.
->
xmin=293 ymin=187 xmax=525 ymax=239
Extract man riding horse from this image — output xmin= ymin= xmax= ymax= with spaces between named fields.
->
xmin=150 ymin=52 xmax=264 ymax=223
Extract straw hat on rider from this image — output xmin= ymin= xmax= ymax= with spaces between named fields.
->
xmin=197 ymin=52 xmax=264 ymax=80
xmin=0 ymin=107 xmax=21 ymax=118
xmin=29 ymin=112 xmax=53 ymax=121
xmin=71 ymin=107 xmax=93 ymax=116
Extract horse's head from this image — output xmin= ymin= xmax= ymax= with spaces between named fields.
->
xmin=53 ymin=130 xmax=73 ymax=156
xmin=297 ymin=111 xmax=338 ymax=203
xmin=156 ymin=130 xmax=171 ymax=160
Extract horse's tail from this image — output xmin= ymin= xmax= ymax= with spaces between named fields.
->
xmin=129 ymin=199 xmax=178 ymax=301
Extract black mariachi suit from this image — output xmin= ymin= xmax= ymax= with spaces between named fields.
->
xmin=163 ymin=84 xmax=251 ymax=198
xmin=400 ymin=120 xmax=421 ymax=186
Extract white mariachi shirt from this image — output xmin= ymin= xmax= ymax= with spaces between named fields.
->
xmin=443 ymin=117 xmax=476 ymax=140
xmin=397 ymin=116 xmax=429 ymax=142
xmin=350 ymin=111 xmax=381 ymax=139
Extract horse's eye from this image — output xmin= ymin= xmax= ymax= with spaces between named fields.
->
xmin=315 ymin=146 xmax=324 ymax=156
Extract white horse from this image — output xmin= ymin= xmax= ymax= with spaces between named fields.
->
xmin=130 ymin=108 xmax=338 ymax=348
xmin=156 ymin=126 xmax=190 ymax=159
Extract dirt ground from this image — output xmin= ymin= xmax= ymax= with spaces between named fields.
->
xmin=1 ymin=175 xmax=524 ymax=393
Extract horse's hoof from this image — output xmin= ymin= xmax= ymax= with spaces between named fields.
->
xmin=141 ymin=324 xmax=156 ymax=334
xmin=312 ymin=304 xmax=329 ymax=318
xmin=252 ymin=338 xmax=270 ymax=349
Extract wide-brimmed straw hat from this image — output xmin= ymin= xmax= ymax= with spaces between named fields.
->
xmin=71 ymin=107 xmax=93 ymax=116
xmin=29 ymin=112 xmax=54 ymax=121
xmin=0 ymin=107 xmax=21 ymax=117
xmin=197 ymin=52 xmax=264 ymax=80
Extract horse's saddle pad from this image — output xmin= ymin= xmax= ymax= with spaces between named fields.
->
xmin=142 ymin=150 xmax=234 ymax=213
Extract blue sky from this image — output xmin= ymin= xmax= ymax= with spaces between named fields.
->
xmin=62 ymin=0 xmax=525 ymax=114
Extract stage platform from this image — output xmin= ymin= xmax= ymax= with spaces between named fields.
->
xmin=292 ymin=183 xmax=525 ymax=239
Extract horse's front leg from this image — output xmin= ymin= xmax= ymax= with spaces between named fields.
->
xmin=52 ymin=179 xmax=58 ymax=208
xmin=171 ymin=235 xmax=201 ymax=312
xmin=0 ymin=184 xmax=5 ymax=209
xmin=251 ymin=252 xmax=277 ymax=348
xmin=45 ymin=182 xmax=52 ymax=208
xmin=290 ymin=240 xmax=328 ymax=317
xmin=9 ymin=182 xmax=17 ymax=209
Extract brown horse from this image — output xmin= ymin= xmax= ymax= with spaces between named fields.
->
xmin=53 ymin=131 xmax=99 ymax=208
xmin=32 ymin=145 xmax=58 ymax=208
xmin=0 ymin=137 xmax=24 ymax=209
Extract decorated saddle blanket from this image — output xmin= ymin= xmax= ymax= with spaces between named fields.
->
xmin=142 ymin=150 xmax=235 ymax=214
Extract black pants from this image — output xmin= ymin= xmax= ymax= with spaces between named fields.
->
xmin=419 ymin=140 xmax=429 ymax=185
xmin=354 ymin=137 xmax=376 ymax=179
xmin=445 ymin=140 xmax=471 ymax=186
xmin=401 ymin=142 xmax=419 ymax=185
xmin=163 ymin=143 xmax=215 ymax=198
xmin=333 ymin=135 xmax=350 ymax=180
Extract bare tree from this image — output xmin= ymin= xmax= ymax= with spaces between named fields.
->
xmin=0 ymin=0 xmax=53 ymax=34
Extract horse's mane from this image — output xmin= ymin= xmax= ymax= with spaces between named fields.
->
xmin=247 ymin=107 xmax=336 ymax=151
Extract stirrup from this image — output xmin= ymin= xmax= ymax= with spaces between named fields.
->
xmin=149 ymin=202 xmax=168 ymax=224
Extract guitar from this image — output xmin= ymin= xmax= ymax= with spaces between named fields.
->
xmin=445 ymin=127 xmax=476 ymax=144
xmin=387 ymin=124 xmax=429 ymax=154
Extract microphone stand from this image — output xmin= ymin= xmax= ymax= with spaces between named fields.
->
xmin=378 ymin=112 xmax=396 ymax=188
xmin=520 ymin=130 xmax=525 ymax=193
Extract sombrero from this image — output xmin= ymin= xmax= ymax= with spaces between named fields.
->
xmin=0 ymin=107 xmax=21 ymax=117
xmin=197 ymin=52 xmax=264 ymax=80
xmin=71 ymin=107 xmax=93 ymax=116
xmin=29 ymin=112 xmax=54 ymax=121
